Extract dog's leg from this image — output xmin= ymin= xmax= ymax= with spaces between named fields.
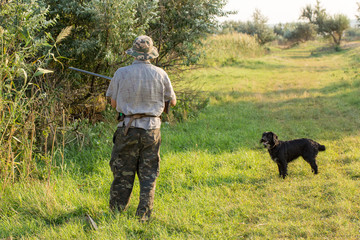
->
xmin=282 ymin=163 xmax=288 ymax=179
xmin=277 ymin=163 xmax=282 ymax=177
xmin=303 ymin=157 xmax=318 ymax=174
xmin=309 ymin=159 xmax=318 ymax=174
xmin=277 ymin=162 xmax=288 ymax=179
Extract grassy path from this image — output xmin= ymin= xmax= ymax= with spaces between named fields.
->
xmin=1 ymin=42 xmax=359 ymax=239
xmin=160 ymin=42 xmax=360 ymax=239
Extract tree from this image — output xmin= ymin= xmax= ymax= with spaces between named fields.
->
xmin=251 ymin=9 xmax=274 ymax=44
xmin=42 ymin=0 xmax=157 ymax=74
xmin=324 ymin=14 xmax=350 ymax=45
xmin=148 ymin=0 xmax=229 ymax=67
xmin=300 ymin=0 xmax=350 ymax=46
xmin=247 ymin=9 xmax=275 ymax=45
xmin=357 ymin=2 xmax=360 ymax=27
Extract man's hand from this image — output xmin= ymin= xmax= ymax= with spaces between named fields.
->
xmin=170 ymin=98 xmax=176 ymax=107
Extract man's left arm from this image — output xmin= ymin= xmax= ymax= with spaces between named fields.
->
xmin=111 ymin=98 xmax=117 ymax=109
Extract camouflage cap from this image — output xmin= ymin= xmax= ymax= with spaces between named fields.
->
xmin=126 ymin=35 xmax=159 ymax=60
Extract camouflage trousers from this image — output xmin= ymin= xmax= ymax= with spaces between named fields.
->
xmin=109 ymin=126 xmax=161 ymax=221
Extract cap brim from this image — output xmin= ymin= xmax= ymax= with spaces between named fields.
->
xmin=126 ymin=47 xmax=159 ymax=60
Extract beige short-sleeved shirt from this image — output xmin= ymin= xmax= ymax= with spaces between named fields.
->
xmin=106 ymin=60 xmax=176 ymax=129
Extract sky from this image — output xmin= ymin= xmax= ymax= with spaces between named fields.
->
xmin=221 ymin=0 xmax=359 ymax=24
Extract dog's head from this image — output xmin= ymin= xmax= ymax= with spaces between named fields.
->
xmin=260 ymin=131 xmax=279 ymax=149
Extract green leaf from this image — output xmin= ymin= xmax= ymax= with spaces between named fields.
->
xmin=34 ymin=68 xmax=54 ymax=77
xmin=45 ymin=32 xmax=55 ymax=42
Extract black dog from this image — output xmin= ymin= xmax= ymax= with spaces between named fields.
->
xmin=260 ymin=132 xmax=325 ymax=179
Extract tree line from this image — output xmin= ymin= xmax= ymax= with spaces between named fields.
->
xmin=221 ymin=1 xmax=360 ymax=46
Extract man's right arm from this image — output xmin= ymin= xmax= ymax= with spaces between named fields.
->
xmin=163 ymin=72 xmax=176 ymax=107
xmin=106 ymin=70 xmax=119 ymax=111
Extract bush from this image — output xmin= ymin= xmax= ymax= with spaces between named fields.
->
xmin=344 ymin=28 xmax=360 ymax=41
xmin=199 ymin=33 xmax=264 ymax=66
xmin=220 ymin=9 xmax=275 ymax=45
xmin=163 ymin=91 xmax=210 ymax=123
xmin=0 ymin=0 xmax=60 ymax=183
xmin=274 ymin=23 xmax=317 ymax=45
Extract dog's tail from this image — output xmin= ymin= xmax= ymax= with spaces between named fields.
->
xmin=318 ymin=144 xmax=326 ymax=151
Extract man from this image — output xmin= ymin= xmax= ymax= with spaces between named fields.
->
xmin=106 ymin=35 xmax=176 ymax=221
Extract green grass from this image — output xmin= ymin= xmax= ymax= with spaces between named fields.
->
xmin=1 ymin=40 xmax=360 ymax=239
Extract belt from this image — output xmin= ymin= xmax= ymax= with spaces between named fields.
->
xmin=123 ymin=114 xmax=159 ymax=135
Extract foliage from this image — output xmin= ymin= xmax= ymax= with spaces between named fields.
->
xmin=357 ymin=2 xmax=360 ymax=27
xmin=220 ymin=9 xmax=275 ymax=45
xmin=300 ymin=0 xmax=350 ymax=46
xmin=40 ymin=0 xmax=230 ymax=126
xmin=43 ymin=0 xmax=229 ymax=70
xmin=43 ymin=0 xmax=157 ymax=72
xmin=41 ymin=0 xmax=159 ymax=111
xmin=345 ymin=27 xmax=360 ymax=41
xmin=0 ymin=0 xmax=231 ymax=184
xmin=0 ymin=0 xmax=63 ymax=183
xmin=144 ymin=0 xmax=230 ymax=123
xmin=274 ymin=23 xmax=317 ymax=45
xmin=249 ymin=9 xmax=276 ymax=45
xmin=163 ymin=91 xmax=209 ymax=123
xmin=219 ymin=20 xmax=245 ymax=34
xmin=148 ymin=0 xmax=229 ymax=68
xmin=1 ymin=40 xmax=360 ymax=239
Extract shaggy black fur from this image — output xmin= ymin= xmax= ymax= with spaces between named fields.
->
xmin=260 ymin=132 xmax=326 ymax=179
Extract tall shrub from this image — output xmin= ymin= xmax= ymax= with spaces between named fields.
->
xmin=0 ymin=0 xmax=65 ymax=183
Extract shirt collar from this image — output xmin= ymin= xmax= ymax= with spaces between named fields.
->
xmin=132 ymin=60 xmax=151 ymax=65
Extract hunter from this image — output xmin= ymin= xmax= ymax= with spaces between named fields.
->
xmin=106 ymin=35 xmax=176 ymax=222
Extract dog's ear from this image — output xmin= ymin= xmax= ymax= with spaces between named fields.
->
xmin=272 ymin=133 xmax=278 ymax=143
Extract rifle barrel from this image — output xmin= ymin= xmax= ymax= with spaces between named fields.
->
xmin=69 ymin=67 xmax=112 ymax=80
